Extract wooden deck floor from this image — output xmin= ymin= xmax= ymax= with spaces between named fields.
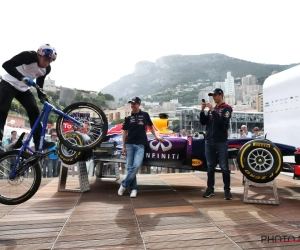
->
xmin=1 ymin=171 xmax=300 ymax=249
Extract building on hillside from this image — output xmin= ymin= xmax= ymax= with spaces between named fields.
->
xmin=162 ymin=99 xmax=181 ymax=110
xmin=224 ymin=71 xmax=235 ymax=99
xmin=224 ymin=95 xmax=235 ymax=106
xmin=143 ymin=101 xmax=160 ymax=107
xmin=149 ymin=105 xmax=167 ymax=113
xmin=56 ymin=86 xmax=61 ymax=92
xmin=106 ymin=100 xmax=118 ymax=109
xmin=82 ymin=92 xmax=97 ymax=99
xmin=59 ymin=87 xmax=76 ymax=106
xmin=162 ymin=102 xmax=177 ymax=110
xmin=198 ymin=86 xmax=215 ymax=103
xmin=44 ymin=77 xmax=56 ymax=92
xmin=104 ymin=106 xmax=132 ymax=123
xmin=235 ymin=85 xmax=243 ymax=103
xmin=170 ymin=99 xmax=179 ymax=104
xmin=256 ymin=93 xmax=263 ymax=112
xmin=90 ymin=91 xmax=98 ymax=96
xmin=242 ymin=75 xmax=258 ymax=86
xmin=213 ymin=81 xmax=225 ymax=90
xmin=6 ymin=114 xmax=26 ymax=128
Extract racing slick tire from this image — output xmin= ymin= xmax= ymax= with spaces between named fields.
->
xmin=57 ymin=132 xmax=84 ymax=165
xmin=237 ymin=139 xmax=283 ymax=183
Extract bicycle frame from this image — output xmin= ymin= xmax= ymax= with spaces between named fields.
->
xmin=9 ymin=101 xmax=82 ymax=179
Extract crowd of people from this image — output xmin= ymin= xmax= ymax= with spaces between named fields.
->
xmin=182 ymin=126 xmax=263 ymax=140
xmin=1 ymin=130 xmax=60 ymax=178
xmin=236 ymin=125 xmax=263 ymax=138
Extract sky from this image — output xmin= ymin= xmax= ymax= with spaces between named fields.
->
xmin=0 ymin=0 xmax=299 ymax=92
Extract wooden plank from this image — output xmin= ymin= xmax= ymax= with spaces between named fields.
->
xmin=0 ymin=171 xmax=299 ymax=249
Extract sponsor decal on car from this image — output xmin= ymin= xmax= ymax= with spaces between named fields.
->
xmin=192 ymin=159 xmax=202 ymax=166
xmin=253 ymin=142 xmax=271 ymax=148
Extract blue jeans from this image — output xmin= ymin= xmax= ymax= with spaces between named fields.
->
xmin=205 ymin=141 xmax=230 ymax=190
xmin=49 ymin=159 xmax=59 ymax=177
xmin=43 ymin=159 xmax=52 ymax=178
xmin=121 ymin=144 xmax=145 ymax=191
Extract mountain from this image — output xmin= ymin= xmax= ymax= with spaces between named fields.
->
xmin=101 ymin=53 xmax=298 ymax=101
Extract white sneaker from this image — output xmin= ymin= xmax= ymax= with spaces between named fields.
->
xmin=130 ymin=190 xmax=137 ymax=198
xmin=118 ymin=185 xmax=126 ymax=196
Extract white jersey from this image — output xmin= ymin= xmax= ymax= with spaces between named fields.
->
xmin=2 ymin=51 xmax=51 ymax=91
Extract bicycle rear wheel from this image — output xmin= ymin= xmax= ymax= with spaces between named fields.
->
xmin=0 ymin=150 xmax=41 ymax=205
xmin=56 ymin=102 xmax=108 ymax=152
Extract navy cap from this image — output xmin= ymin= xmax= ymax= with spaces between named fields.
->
xmin=128 ymin=96 xmax=141 ymax=104
xmin=208 ymin=88 xmax=224 ymax=96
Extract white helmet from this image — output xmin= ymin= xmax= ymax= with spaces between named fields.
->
xmin=37 ymin=43 xmax=57 ymax=62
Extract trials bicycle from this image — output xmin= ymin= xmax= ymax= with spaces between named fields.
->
xmin=0 ymin=83 xmax=108 ymax=205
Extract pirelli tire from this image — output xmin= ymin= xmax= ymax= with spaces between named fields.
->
xmin=57 ymin=132 xmax=84 ymax=165
xmin=237 ymin=139 xmax=283 ymax=183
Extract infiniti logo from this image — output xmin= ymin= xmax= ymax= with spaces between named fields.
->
xmin=149 ymin=140 xmax=172 ymax=152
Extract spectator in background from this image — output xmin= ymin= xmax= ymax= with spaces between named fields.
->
xmin=193 ymin=132 xmax=200 ymax=138
xmin=44 ymin=134 xmax=58 ymax=177
xmin=252 ymin=127 xmax=261 ymax=138
xmin=239 ymin=125 xmax=251 ymax=138
xmin=3 ymin=131 xmax=18 ymax=151
xmin=3 ymin=131 xmax=18 ymax=176
xmin=181 ymin=129 xmax=187 ymax=138
xmin=238 ymin=129 xmax=245 ymax=138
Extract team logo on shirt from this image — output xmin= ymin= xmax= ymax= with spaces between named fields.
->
xmin=138 ymin=121 xmax=144 ymax=125
xmin=224 ymin=111 xmax=230 ymax=118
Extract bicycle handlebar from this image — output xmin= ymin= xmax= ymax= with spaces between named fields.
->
xmin=28 ymin=81 xmax=49 ymax=104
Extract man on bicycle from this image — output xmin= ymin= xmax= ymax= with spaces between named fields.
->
xmin=0 ymin=44 xmax=57 ymax=151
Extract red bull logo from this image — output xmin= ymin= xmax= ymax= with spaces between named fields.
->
xmin=107 ymin=124 xmax=123 ymax=135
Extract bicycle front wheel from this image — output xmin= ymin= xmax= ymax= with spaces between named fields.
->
xmin=0 ymin=150 xmax=41 ymax=205
xmin=56 ymin=102 xmax=108 ymax=152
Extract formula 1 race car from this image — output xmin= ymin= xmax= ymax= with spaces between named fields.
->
xmin=58 ymin=114 xmax=299 ymax=184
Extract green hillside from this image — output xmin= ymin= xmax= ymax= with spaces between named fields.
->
xmin=101 ymin=53 xmax=298 ymax=105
